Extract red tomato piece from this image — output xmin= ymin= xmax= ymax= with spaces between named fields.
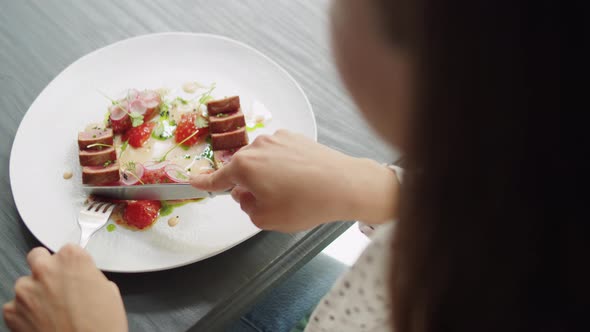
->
xmin=144 ymin=108 xmax=158 ymax=122
xmin=123 ymin=122 xmax=156 ymax=148
xmin=175 ymin=113 xmax=209 ymax=146
xmin=123 ymin=200 xmax=161 ymax=229
xmin=110 ymin=114 xmax=132 ymax=134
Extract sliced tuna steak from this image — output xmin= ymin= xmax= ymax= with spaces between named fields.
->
xmin=78 ymin=128 xmax=114 ymax=150
xmin=211 ymin=128 xmax=248 ymax=151
xmin=209 ymin=110 xmax=246 ymax=133
xmin=82 ymin=162 xmax=120 ymax=185
xmin=79 ymin=146 xmax=117 ymax=167
xmin=207 ymin=96 xmax=240 ymax=116
xmin=213 ymin=148 xmax=240 ymax=169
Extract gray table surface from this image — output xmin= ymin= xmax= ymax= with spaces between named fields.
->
xmin=0 ymin=1 xmax=395 ymax=331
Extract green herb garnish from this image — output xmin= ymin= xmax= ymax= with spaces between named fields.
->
xmin=194 ymin=83 xmax=217 ymax=111
xmin=160 ymin=199 xmax=204 ymax=216
xmin=103 ymin=160 xmax=113 ymax=167
xmin=159 ymin=199 xmax=204 ymax=216
xmin=199 ymin=95 xmax=213 ymax=105
xmin=98 ymin=90 xmax=117 ymax=104
xmin=174 ymin=97 xmax=189 ymax=105
xmin=195 ymin=115 xmax=208 ymax=128
xmin=199 ymin=144 xmax=214 ymax=162
xmin=118 ymin=140 xmax=129 ymax=160
xmin=103 ymin=110 xmax=111 ymax=126
xmin=160 ymin=202 xmax=174 ymax=216
xmin=124 ymin=161 xmax=136 ymax=172
xmin=130 ymin=112 xmax=144 ymax=127
xmin=121 ymin=161 xmax=144 ymax=184
xmin=152 ymin=119 xmax=176 ymax=140
xmin=198 ymin=83 xmax=216 ymax=104
xmin=246 ymin=123 xmax=265 ymax=132
xmin=106 ymin=224 xmax=116 ymax=232
xmin=152 ymin=122 xmax=164 ymax=138
xmin=159 ymin=101 xmax=170 ymax=118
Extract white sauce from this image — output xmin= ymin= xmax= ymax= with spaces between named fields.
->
xmin=168 ymin=216 xmax=180 ymax=227
xmin=187 ymin=158 xmax=214 ymax=176
xmin=116 ymin=135 xmax=210 ymax=171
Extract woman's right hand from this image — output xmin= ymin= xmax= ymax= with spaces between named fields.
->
xmin=191 ymin=130 xmax=399 ymax=232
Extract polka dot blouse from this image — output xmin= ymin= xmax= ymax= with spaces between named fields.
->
xmin=304 ymin=165 xmax=402 ymax=332
xmin=305 ymin=223 xmax=395 ymax=332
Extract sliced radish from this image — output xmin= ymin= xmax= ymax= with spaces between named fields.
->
xmin=127 ymin=89 xmax=140 ymax=102
xmin=143 ymin=161 xmax=169 ymax=170
xmin=164 ymin=164 xmax=190 ymax=183
xmin=109 ymin=101 xmax=129 ymax=120
xmin=129 ymin=99 xmax=147 ymax=115
xmin=142 ymin=161 xmax=171 ymax=184
xmin=120 ymin=163 xmax=145 ymax=186
xmin=140 ymin=90 xmax=161 ymax=108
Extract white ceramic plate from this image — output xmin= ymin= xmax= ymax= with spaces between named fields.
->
xmin=9 ymin=33 xmax=316 ymax=272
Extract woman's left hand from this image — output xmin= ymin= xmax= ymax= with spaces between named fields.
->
xmin=3 ymin=245 xmax=127 ymax=332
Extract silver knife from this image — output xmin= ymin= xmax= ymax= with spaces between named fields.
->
xmin=82 ymin=183 xmax=230 ymax=201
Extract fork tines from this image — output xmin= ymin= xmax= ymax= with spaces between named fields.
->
xmin=84 ymin=199 xmax=116 ymax=213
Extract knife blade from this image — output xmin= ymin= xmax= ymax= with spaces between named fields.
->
xmin=82 ymin=183 xmax=229 ymax=201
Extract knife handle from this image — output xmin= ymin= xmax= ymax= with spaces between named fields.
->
xmin=208 ymin=189 xmax=232 ymax=198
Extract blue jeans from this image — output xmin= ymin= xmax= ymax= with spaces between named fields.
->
xmin=226 ymin=254 xmax=347 ymax=332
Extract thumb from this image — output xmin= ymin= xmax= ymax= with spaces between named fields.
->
xmin=190 ymin=166 xmax=236 ymax=192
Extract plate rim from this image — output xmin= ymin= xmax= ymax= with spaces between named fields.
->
xmin=9 ymin=32 xmax=317 ymax=272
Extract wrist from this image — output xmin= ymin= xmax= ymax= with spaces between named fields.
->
xmin=343 ymin=158 xmax=400 ymax=224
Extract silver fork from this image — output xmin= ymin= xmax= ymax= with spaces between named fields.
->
xmin=78 ymin=200 xmax=117 ymax=248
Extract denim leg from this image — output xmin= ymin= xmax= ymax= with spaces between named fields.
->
xmin=226 ymin=253 xmax=347 ymax=332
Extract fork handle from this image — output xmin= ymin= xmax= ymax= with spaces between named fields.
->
xmin=79 ymin=227 xmax=97 ymax=248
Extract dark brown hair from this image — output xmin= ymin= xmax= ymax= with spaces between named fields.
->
xmin=376 ymin=0 xmax=588 ymax=331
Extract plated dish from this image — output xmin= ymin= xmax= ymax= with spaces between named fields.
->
xmin=10 ymin=33 xmax=316 ymax=272
xmin=77 ymin=84 xmax=268 ymax=230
